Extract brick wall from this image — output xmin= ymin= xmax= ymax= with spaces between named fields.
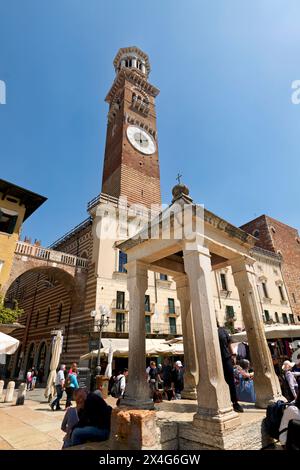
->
xmin=241 ymin=215 xmax=300 ymax=320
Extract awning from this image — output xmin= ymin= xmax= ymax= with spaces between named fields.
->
xmin=231 ymin=324 xmax=300 ymax=343
xmin=0 ymin=332 xmax=20 ymax=355
xmin=80 ymin=338 xmax=184 ymax=360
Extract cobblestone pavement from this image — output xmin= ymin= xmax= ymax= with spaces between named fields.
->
xmin=0 ymin=388 xmax=116 ymax=450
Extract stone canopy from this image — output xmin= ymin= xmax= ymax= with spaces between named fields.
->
xmin=115 ymin=185 xmax=284 ymax=449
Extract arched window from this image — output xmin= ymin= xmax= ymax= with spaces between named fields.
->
xmin=57 ymin=303 xmax=63 ymax=323
xmin=80 ymin=251 xmax=88 ymax=259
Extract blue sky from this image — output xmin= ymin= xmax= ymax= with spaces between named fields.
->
xmin=1 ymin=1 xmax=300 ymax=246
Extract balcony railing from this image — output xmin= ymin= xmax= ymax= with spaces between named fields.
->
xmin=163 ymin=305 xmax=181 ymax=316
xmin=15 ymin=241 xmax=89 ymax=269
xmin=105 ymin=320 xmax=182 ymax=336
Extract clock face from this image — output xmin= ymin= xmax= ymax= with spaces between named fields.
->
xmin=126 ymin=126 xmax=156 ymax=155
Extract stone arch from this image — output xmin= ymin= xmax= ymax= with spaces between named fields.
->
xmin=4 ymin=265 xmax=84 ymax=304
xmin=34 ymin=340 xmax=48 ymax=373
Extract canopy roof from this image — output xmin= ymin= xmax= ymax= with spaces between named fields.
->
xmin=80 ymin=338 xmax=184 ymax=360
xmin=231 ymin=324 xmax=300 ymax=342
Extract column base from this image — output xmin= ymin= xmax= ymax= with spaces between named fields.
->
xmin=120 ymin=396 xmax=154 ymax=410
xmin=181 ymin=387 xmax=197 ymax=400
xmin=176 ymin=409 xmax=241 ymax=450
xmin=255 ymin=393 xmax=287 ymax=409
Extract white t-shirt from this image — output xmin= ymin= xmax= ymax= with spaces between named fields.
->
xmin=279 ymin=405 xmax=300 ymax=445
xmin=55 ymin=370 xmax=65 ymax=386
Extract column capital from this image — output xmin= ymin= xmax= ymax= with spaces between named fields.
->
xmin=173 ymin=273 xmax=188 ymax=288
xmin=230 ymin=255 xmax=256 ymax=275
xmin=126 ymin=260 xmax=148 ymax=279
xmin=183 ymin=244 xmax=210 ymax=259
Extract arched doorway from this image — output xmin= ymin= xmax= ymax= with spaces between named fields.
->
xmin=25 ymin=342 xmax=35 ymax=372
xmin=36 ymin=341 xmax=47 ymax=384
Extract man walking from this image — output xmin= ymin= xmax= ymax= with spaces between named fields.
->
xmin=51 ymin=364 xmax=66 ymax=411
xmin=217 ymin=323 xmax=243 ymax=413
xmin=171 ymin=360 xmax=184 ymax=399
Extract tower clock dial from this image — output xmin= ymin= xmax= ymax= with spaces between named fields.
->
xmin=126 ymin=125 xmax=156 ymax=155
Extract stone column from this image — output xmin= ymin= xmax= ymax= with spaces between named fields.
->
xmin=0 ymin=380 xmax=4 ymax=402
xmin=121 ymin=260 xmax=153 ymax=409
xmin=174 ymin=274 xmax=197 ymax=399
xmin=183 ymin=245 xmax=239 ymax=430
xmin=5 ymin=381 xmax=15 ymax=403
xmin=231 ymin=257 xmax=283 ymax=408
xmin=132 ymin=57 xmax=137 ymax=68
xmin=16 ymin=383 xmax=26 ymax=406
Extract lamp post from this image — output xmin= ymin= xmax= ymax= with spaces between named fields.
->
xmin=90 ymin=305 xmax=111 ymax=377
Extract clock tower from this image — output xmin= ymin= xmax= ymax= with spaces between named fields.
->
xmin=101 ymin=47 xmax=161 ymax=207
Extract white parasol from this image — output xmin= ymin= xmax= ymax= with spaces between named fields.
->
xmin=0 ymin=332 xmax=20 ymax=355
xmin=104 ymin=341 xmax=113 ymax=378
xmin=44 ymin=330 xmax=63 ymax=399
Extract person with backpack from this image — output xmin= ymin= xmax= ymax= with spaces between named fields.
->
xmin=111 ymin=369 xmax=128 ymax=399
xmin=279 ymin=388 xmax=300 ymax=447
xmin=65 ymin=365 xmax=79 ymax=409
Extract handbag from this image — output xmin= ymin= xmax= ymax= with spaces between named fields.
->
xmin=236 ymin=375 xmax=256 ymax=403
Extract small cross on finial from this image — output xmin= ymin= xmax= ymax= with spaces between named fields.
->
xmin=176 ymin=173 xmax=182 ymax=184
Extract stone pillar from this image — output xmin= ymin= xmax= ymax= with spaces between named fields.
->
xmin=0 ymin=380 xmax=4 ymax=402
xmin=5 ymin=381 xmax=15 ymax=403
xmin=132 ymin=57 xmax=137 ymax=68
xmin=183 ymin=245 xmax=239 ymax=430
xmin=121 ymin=261 xmax=153 ymax=409
xmin=16 ymin=383 xmax=26 ymax=406
xmin=141 ymin=63 xmax=146 ymax=74
xmin=174 ymin=274 xmax=197 ymax=399
xmin=231 ymin=257 xmax=283 ymax=408
xmin=121 ymin=59 xmax=126 ymax=68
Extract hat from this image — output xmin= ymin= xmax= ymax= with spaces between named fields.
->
xmin=282 ymin=360 xmax=295 ymax=370
xmin=175 ymin=360 xmax=183 ymax=367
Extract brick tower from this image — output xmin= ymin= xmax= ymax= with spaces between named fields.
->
xmin=101 ymin=46 xmax=161 ymax=207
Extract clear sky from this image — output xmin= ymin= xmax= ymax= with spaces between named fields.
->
xmin=1 ymin=1 xmax=300 ymax=246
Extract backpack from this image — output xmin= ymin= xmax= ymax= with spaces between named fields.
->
xmin=265 ymin=400 xmax=290 ymax=439
xmin=110 ymin=376 xmax=123 ymax=398
xmin=65 ymin=372 xmax=71 ymax=388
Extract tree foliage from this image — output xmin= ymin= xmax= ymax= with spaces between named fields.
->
xmin=0 ymin=296 xmax=24 ymax=324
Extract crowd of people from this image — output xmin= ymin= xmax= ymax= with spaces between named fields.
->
xmin=47 ymin=334 xmax=300 ymax=450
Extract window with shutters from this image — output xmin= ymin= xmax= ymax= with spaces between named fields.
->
xmin=145 ymin=315 xmax=151 ymax=334
xmin=169 ymin=317 xmax=177 ymax=335
xmin=168 ymin=298 xmax=175 ymax=314
xmin=145 ymin=295 xmax=150 ymax=312
xmin=220 ymin=273 xmax=228 ymax=291
xmin=116 ymin=312 xmax=125 ymax=332
xmin=116 ymin=291 xmax=125 ymax=310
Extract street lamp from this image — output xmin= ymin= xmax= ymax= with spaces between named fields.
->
xmin=90 ymin=305 xmax=111 ymax=377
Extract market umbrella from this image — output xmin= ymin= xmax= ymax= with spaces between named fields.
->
xmin=0 ymin=332 xmax=20 ymax=354
xmin=44 ymin=330 xmax=63 ymax=399
xmin=104 ymin=341 xmax=113 ymax=378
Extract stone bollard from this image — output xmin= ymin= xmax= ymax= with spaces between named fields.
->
xmin=0 ymin=380 xmax=4 ymax=402
xmin=4 ymin=381 xmax=15 ymax=403
xmin=16 ymin=383 xmax=26 ymax=406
